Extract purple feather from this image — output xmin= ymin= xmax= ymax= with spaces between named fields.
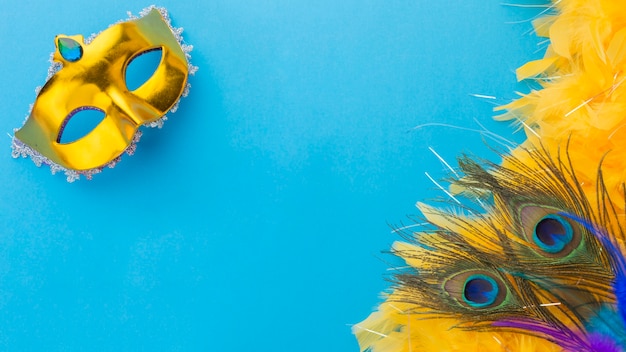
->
xmin=493 ymin=319 xmax=588 ymax=351
xmin=587 ymin=333 xmax=622 ymax=352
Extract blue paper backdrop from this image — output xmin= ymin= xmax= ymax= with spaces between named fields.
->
xmin=0 ymin=1 xmax=543 ymax=351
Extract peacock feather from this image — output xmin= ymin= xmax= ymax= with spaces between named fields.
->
xmin=355 ymin=0 xmax=626 ymax=351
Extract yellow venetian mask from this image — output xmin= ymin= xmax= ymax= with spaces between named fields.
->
xmin=12 ymin=7 xmax=193 ymax=179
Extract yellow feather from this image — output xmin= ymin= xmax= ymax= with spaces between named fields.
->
xmin=354 ymin=300 xmax=561 ymax=352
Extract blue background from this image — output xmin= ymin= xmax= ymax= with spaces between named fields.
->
xmin=0 ymin=1 xmax=542 ymax=351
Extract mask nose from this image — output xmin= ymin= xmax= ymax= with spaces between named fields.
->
xmin=108 ymin=87 xmax=163 ymax=126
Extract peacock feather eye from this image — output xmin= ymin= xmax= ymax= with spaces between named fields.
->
xmin=463 ymin=275 xmax=500 ymax=308
xmin=444 ymin=270 xmax=507 ymax=310
xmin=519 ymin=206 xmax=583 ymax=258
xmin=532 ymin=214 xmax=574 ymax=254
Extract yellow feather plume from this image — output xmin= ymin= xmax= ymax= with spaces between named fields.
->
xmin=355 ymin=0 xmax=626 ymax=351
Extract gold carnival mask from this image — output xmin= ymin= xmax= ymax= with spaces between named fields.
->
xmin=12 ymin=7 xmax=194 ymax=180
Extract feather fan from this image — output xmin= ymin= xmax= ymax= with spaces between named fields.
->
xmin=354 ymin=0 xmax=626 ymax=351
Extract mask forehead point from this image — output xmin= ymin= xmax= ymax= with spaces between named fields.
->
xmin=55 ymin=35 xmax=84 ymax=63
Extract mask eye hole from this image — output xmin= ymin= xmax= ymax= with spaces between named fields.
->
xmin=57 ymin=107 xmax=106 ymax=144
xmin=124 ymin=48 xmax=163 ymax=91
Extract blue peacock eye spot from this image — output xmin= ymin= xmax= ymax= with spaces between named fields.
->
xmin=533 ymin=215 xmax=573 ymax=254
xmin=57 ymin=37 xmax=83 ymax=62
xmin=463 ymin=275 xmax=499 ymax=308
